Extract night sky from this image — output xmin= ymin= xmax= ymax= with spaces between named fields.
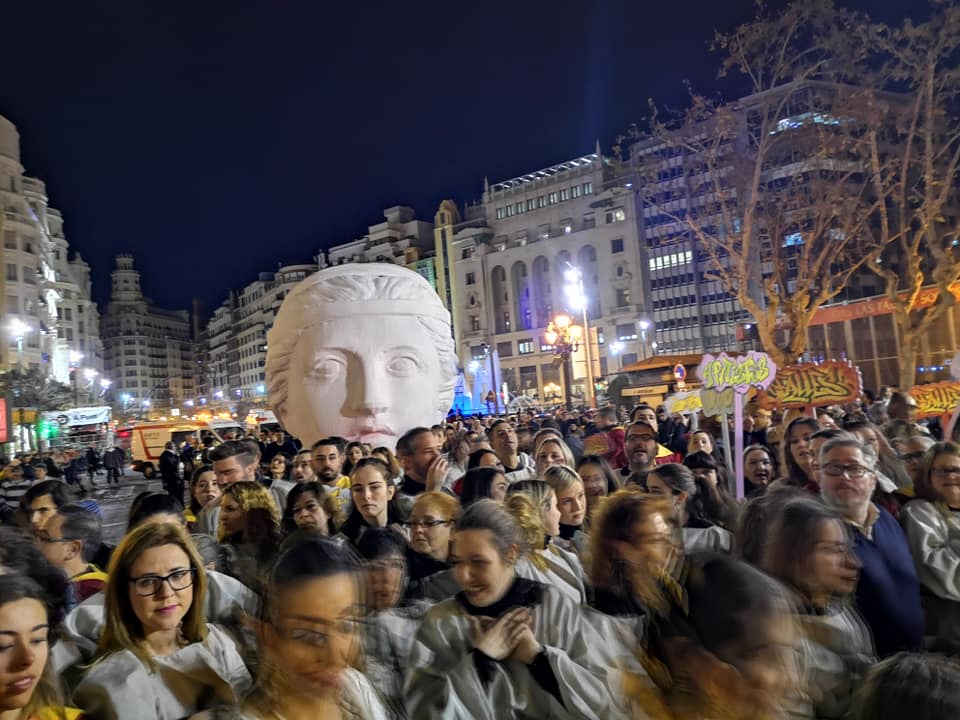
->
xmin=0 ymin=0 xmax=915 ymax=317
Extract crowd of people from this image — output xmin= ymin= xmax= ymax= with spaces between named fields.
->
xmin=1 ymin=388 xmax=960 ymax=719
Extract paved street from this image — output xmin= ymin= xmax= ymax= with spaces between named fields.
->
xmin=71 ymin=470 xmax=164 ymax=545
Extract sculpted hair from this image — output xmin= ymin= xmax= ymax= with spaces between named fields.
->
xmin=265 ymin=265 xmax=457 ymax=426
xmin=99 ymin=522 xmax=208 ymax=669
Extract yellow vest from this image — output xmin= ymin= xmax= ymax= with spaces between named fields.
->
xmin=33 ymin=707 xmax=84 ymax=720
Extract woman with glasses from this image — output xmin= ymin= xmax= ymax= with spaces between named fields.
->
xmin=73 ymin=522 xmax=250 ymax=719
xmin=267 ymin=453 xmax=291 ymax=483
xmin=281 ymin=481 xmax=339 ymax=536
xmin=405 ymin=500 xmax=624 ymax=719
xmin=763 ymin=497 xmax=875 ymax=719
xmin=339 ymin=459 xmax=404 ymax=546
xmin=403 ymin=491 xmax=461 ymax=602
xmin=207 ymin=534 xmax=387 ymax=720
xmin=900 ymin=440 xmax=960 ymax=653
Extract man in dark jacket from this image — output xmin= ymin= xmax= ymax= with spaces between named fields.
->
xmin=159 ymin=441 xmax=183 ymax=503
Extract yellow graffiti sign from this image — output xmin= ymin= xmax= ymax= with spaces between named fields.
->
xmin=664 ymin=391 xmax=703 ymax=415
xmin=700 ymin=388 xmax=736 ymax=417
xmin=911 ymin=381 xmax=960 ymax=419
xmin=697 ymin=352 xmax=777 ymax=394
xmin=758 ymin=361 xmax=863 ymax=409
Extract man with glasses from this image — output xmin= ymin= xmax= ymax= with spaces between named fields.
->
xmin=35 ymin=503 xmax=107 ymax=605
xmin=818 ymin=436 xmax=924 ymax=657
xmin=623 ymin=419 xmax=660 ymax=486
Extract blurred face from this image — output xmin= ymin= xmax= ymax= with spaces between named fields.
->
xmin=788 ymin=425 xmax=816 ymax=476
xmin=489 ymin=472 xmax=509 ymax=502
xmin=543 ymin=490 xmax=562 ymax=537
xmin=128 ymin=544 xmax=194 ymax=638
xmin=347 ymin=446 xmax=365 ymax=465
xmin=0 ymin=597 xmax=48 ymax=713
xmin=489 ymin=423 xmax=518 ymax=458
xmin=808 ymin=519 xmax=859 ymax=597
xmin=626 ymin=425 xmax=658 ymax=472
xmin=689 ymin=466 xmax=718 ymax=488
xmin=213 ymin=455 xmax=257 ymax=487
xmin=536 ymin=441 xmax=565 ymax=475
xmin=744 ymin=450 xmax=773 ymax=487
xmin=556 ymin=480 xmax=586 ymax=526
xmin=292 ymin=452 xmax=316 ymax=482
xmin=401 ymin=433 xmax=442 ymax=481
xmin=688 ymin=432 xmax=713 ymax=455
xmin=751 ymin=409 xmax=772 ymax=430
xmin=219 ymin=495 xmax=245 ymax=537
xmin=852 ymin=427 xmax=880 ymax=462
xmin=819 ymin=445 xmax=876 ymax=521
xmin=930 ymin=451 xmax=960 ymax=509
xmin=350 ymin=466 xmax=394 ymax=527
xmin=270 ymin=456 xmax=287 ymax=476
xmin=633 ymin=408 xmax=657 ymax=431
xmin=900 ymin=437 xmax=933 ymax=484
xmin=617 ymin=512 xmax=672 ymax=576
xmin=263 ymin=574 xmax=360 ymax=699
xmin=193 ymin=471 xmax=221 ymax=508
xmin=34 ymin=514 xmax=79 ymax=570
xmin=292 ymin=491 xmax=329 ymax=532
xmin=27 ymin=495 xmax=58 ymax=532
xmin=579 ymin=463 xmax=608 ymax=505
xmin=408 ymin=503 xmax=454 ymax=560
xmin=477 ymin=452 xmax=503 ymax=470
xmin=720 ymin=615 xmax=798 ymax=716
xmin=818 ymin=414 xmax=837 ymax=430
xmin=32 ymin=466 xmax=47 ymax=481
xmin=450 ymin=529 xmax=516 ymax=608
xmin=365 ymin=553 xmax=405 ymax=611
xmin=311 ymin=445 xmax=343 ymax=484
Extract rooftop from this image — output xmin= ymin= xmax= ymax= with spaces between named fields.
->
xmin=490 ymin=153 xmax=601 ymax=193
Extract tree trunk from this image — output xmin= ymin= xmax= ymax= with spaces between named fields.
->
xmin=898 ymin=326 xmax=918 ymax=390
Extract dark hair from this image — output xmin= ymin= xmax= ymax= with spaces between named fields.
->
xmin=22 ymin=480 xmax=71 ymax=510
xmin=56 ymin=504 xmax=103 ymax=563
xmin=467 ymin=448 xmax=500 ymax=470
xmin=762 ymin=497 xmax=850 ymax=601
xmin=282 ymin=482 xmax=339 ymax=535
xmin=486 ymin=418 xmax=511 ymax=439
xmin=735 ymin=485 xmax=805 ymax=565
xmin=268 ymin=452 xmax=293 ymax=479
xmin=629 ymin=404 xmax=655 ymax=422
xmin=209 ymin=439 xmax=258 ymax=466
xmin=853 ymin=652 xmax=960 ymax=720
xmin=355 ymin=527 xmax=406 ymax=561
xmin=917 ymin=441 xmax=960 ymax=504
xmin=0 ymin=527 xmax=70 ymax=636
xmin=339 ymin=459 xmax=402 ymax=544
xmin=188 ymin=464 xmax=216 ymax=515
xmin=460 ymin=467 xmax=507 ymax=506
xmin=575 ymin=454 xmax=622 ymax=494
xmin=311 ymin=436 xmax=346 ymax=455
xmin=454 ymin=499 xmax=527 ymax=560
xmin=341 ymin=441 xmax=366 ymax=476
xmin=127 ymin=492 xmax=185 ymax=531
xmin=647 ymin=463 xmax=731 ymax=529
xmin=781 ymin=417 xmax=820 ymax=486
xmin=395 ymin=427 xmax=432 ymax=458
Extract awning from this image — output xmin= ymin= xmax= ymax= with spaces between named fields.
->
xmin=616 ymin=353 xmax=704 ymax=374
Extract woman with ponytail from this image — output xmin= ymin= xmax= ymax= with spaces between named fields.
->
xmin=642 ymin=463 xmax=733 ymax=554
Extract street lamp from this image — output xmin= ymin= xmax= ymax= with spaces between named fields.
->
xmin=8 ymin=319 xmax=29 ymax=370
xmin=562 ymin=265 xmax=595 ymax=408
xmin=545 ymin=313 xmax=583 ymax=411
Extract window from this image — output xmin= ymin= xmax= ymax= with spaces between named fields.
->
xmin=515 ymin=202 xmax=524 ymax=215
xmin=537 ymin=195 xmax=546 ymax=208
xmin=5 ymin=264 xmax=16 ymax=282
xmin=571 ymin=185 xmax=582 ymax=198
xmin=560 ymin=188 xmax=569 ymax=201
xmin=22 ymin=241 xmax=33 ymax=254
xmin=506 ymin=205 xmax=514 ymax=217
xmin=616 ymin=323 xmax=638 ymax=341
xmin=503 ymin=312 xmax=511 ymax=332
xmin=461 ymin=248 xmax=472 ymax=260
xmin=615 ymin=288 xmax=631 ymax=307
xmin=583 ymin=214 xmax=596 ymax=229
xmin=540 ymin=338 xmax=553 ymax=352
xmin=3 ymin=231 xmax=15 ymax=250
xmin=548 ymin=192 xmax=558 ymax=205
xmin=463 ymin=271 xmax=476 ymax=287
xmin=526 ymin=198 xmax=535 ymax=211
xmin=497 ymin=342 xmax=513 ymax=358
xmin=583 ymin=182 xmax=593 ymax=194
xmin=496 ymin=207 xmax=505 ymax=220
xmin=518 ymin=339 xmax=534 ymax=354
xmin=470 ymin=316 xmax=481 ymax=332
xmin=611 ymin=238 xmax=624 ymax=253
xmin=606 ymin=208 xmax=626 ymax=224
xmin=6 ymin=296 xmax=16 ymax=313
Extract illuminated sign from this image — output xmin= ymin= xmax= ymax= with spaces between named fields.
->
xmin=664 ymin=391 xmax=702 ymax=415
xmin=757 ymin=360 xmax=863 ymax=409
xmin=697 ymin=352 xmax=777 ymax=394
xmin=910 ymin=381 xmax=960 ymax=419
xmin=0 ymin=398 xmax=8 ymax=444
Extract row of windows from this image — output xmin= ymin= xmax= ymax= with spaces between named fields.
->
xmin=3 ymin=231 xmax=35 ymax=253
xmin=5 ymin=263 xmax=37 ymax=284
xmin=494 ymin=182 xmax=594 ymax=220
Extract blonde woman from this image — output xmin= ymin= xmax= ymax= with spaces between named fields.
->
xmin=542 ymin=465 xmax=588 ymax=553
xmin=73 ymin=523 xmax=250 ymax=719
xmin=217 ymin=481 xmax=281 ymax=593
xmin=533 ymin=436 xmax=576 ymax=478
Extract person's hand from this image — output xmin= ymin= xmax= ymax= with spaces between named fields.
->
xmin=426 ymin=456 xmax=449 ymax=492
xmin=470 ymin=608 xmax=530 ymax=661
xmin=508 ymin=611 xmax=542 ymax=664
xmin=743 ymin=415 xmax=755 ymax=433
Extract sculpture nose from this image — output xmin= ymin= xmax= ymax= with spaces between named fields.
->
xmin=345 ymin=356 xmax=390 ymax=416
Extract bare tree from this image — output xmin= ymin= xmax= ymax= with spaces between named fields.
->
xmin=859 ymin=1 xmax=960 ymax=389
xmin=623 ymin=0 xmax=892 ymax=367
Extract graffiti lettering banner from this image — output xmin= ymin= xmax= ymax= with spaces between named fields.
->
xmin=911 ymin=381 xmax=960 ymax=419
xmin=700 ymin=388 xmax=736 ymax=416
xmin=697 ymin=352 xmax=777 ymax=395
xmin=757 ymin=360 xmax=863 ymax=410
xmin=664 ymin=391 xmax=703 ymax=416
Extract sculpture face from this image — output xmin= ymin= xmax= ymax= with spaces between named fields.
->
xmin=282 ymin=314 xmax=443 ymax=448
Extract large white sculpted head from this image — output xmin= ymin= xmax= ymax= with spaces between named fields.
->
xmin=266 ymin=263 xmax=456 ymax=449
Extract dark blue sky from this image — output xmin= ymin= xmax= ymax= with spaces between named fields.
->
xmin=0 ymin=0 xmax=914 ymax=316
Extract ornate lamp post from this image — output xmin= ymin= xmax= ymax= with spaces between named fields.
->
xmin=544 ymin=313 xmax=583 ymax=411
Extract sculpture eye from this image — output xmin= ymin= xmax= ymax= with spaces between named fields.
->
xmin=310 ymin=357 xmax=344 ymax=381
xmin=386 ymin=355 xmax=419 ymax=376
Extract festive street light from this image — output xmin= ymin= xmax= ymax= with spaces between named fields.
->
xmin=545 ymin=313 xmax=583 ymax=411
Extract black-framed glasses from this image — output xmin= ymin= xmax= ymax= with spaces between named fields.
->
xmin=129 ymin=568 xmax=196 ymax=596
xmin=403 ymin=519 xmax=452 ymax=529
xmin=823 ymin=463 xmax=870 ymax=479
xmin=899 ymin=451 xmax=926 ymax=463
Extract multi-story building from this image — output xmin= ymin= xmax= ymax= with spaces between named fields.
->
xmin=322 ymin=205 xmax=434 ymax=269
xmin=438 ymin=149 xmax=649 ymax=406
xmin=0 ymin=115 xmax=100 ymax=383
xmin=100 ymin=255 xmax=197 ymax=414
